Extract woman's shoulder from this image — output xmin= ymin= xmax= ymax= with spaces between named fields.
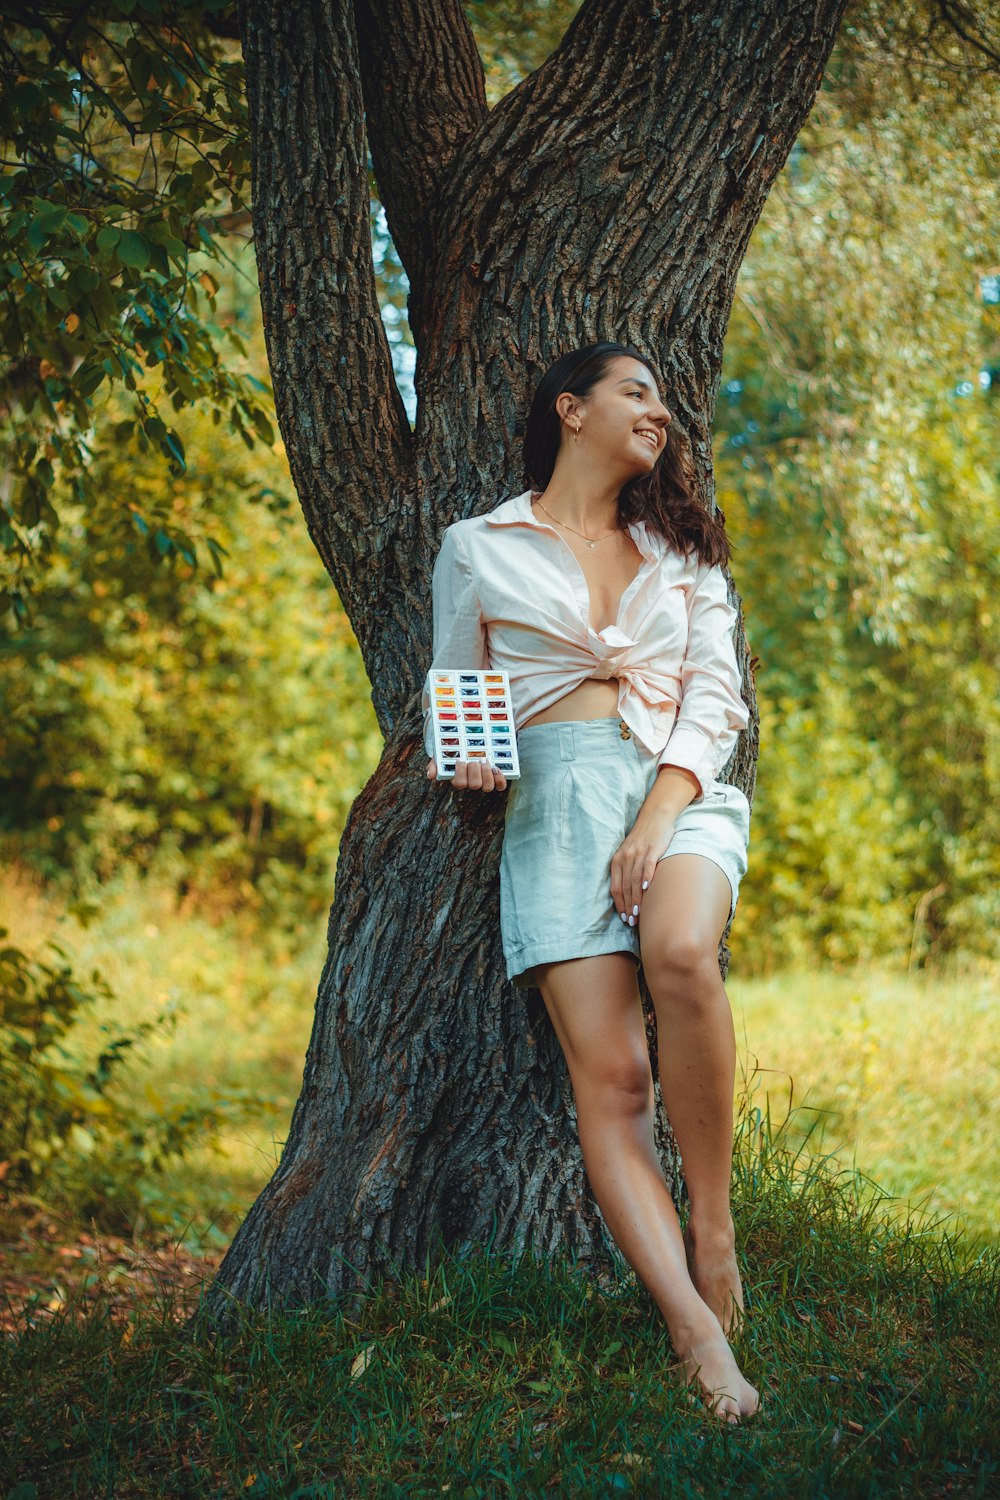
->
xmin=440 ymin=493 xmax=530 ymax=545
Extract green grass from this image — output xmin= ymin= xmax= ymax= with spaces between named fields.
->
xmin=2 ymin=1111 xmax=997 ymax=1498
xmin=730 ymin=966 xmax=999 ymax=1243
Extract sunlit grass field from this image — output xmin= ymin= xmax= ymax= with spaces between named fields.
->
xmin=728 ymin=967 xmax=998 ymax=1244
xmin=2 ymin=862 xmax=996 ymax=1247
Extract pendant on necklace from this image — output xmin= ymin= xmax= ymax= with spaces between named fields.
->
xmin=587 ymin=539 xmax=596 ymax=548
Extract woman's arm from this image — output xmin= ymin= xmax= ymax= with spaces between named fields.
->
xmin=612 ymin=562 xmax=748 ymax=919
xmin=654 ymin=561 xmax=750 ymax=800
xmin=421 ymin=523 xmax=489 ymax=760
xmin=422 ymin=524 xmax=505 ymax=791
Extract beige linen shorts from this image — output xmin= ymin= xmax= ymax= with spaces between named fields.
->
xmin=499 ymin=717 xmax=751 ymax=990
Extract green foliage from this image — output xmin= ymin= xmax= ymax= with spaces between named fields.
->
xmin=0 ymin=391 xmax=382 ymax=923
xmin=717 ymin=17 xmax=1000 ymax=968
xmin=0 ymin=922 xmax=249 ymax=1230
xmin=738 ymin=677 xmax=923 ymax=969
xmin=0 ymin=4 xmax=273 ymax=621
xmin=465 ymin=0 xmax=582 ymax=104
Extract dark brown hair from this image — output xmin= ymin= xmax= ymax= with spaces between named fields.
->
xmin=520 ymin=341 xmax=731 ymax=568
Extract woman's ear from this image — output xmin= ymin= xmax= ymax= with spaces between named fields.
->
xmin=554 ymin=391 xmax=580 ymax=427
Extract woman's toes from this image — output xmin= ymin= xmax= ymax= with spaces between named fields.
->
xmin=709 ymin=1392 xmax=741 ymax=1424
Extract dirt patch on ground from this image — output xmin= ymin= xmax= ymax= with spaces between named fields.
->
xmin=0 ymin=1196 xmax=224 ymax=1335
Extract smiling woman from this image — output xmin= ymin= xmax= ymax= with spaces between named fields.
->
xmin=421 ymin=342 xmax=758 ymax=1423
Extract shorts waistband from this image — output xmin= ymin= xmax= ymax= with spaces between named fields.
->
xmin=517 ymin=717 xmax=646 ymax=764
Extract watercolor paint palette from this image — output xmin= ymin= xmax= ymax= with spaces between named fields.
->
xmin=426 ymin=668 xmax=521 ymax=780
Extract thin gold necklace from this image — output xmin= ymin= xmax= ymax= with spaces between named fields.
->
xmin=533 ymin=497 xmax=623 ymax=548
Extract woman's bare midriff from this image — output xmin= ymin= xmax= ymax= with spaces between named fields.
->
xmin=521 ymin=677 xmax=621 ymax=729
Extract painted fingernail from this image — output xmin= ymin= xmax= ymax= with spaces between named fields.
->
xmin=642 ymin=880 xmax=649 ymax=890
xmin=632 ymin=904 xmax=639 ymax=916
xmin=620 ymin=911 xmax=628 ymax=922
xmin=628 ymin=915 xmax=636 ymax=926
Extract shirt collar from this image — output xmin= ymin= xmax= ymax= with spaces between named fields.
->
xmin=484 ymin=490 xmax=661 ymax=561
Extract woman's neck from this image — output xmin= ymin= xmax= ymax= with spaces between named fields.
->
xmin=530 ymin=475 xmax=623 ymax=536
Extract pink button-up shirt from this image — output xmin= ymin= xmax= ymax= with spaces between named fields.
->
xmin=421 ymin=489 xmax=749 ymax=798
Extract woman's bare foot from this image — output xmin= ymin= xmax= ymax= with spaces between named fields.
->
xmin=683 ymin=1219 xmax=745 ymax=1337
xmin=674 ymin=1316 xmax=759 ymax=1424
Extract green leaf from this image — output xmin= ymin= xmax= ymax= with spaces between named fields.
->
xmin=205 ymin=537 xmax=228 ymax=577
xmin=11 ymin=82 xmax=44 ymax=114
xmin=250 ymin=408 xmax=274 ymax=445
xmin=164 ymin=429 xmax=186 ymax=468
xmin=117 ymin=231 xmax=151 ymax=269
xmin=148 ymin=241 xmax=171 ymax=279
xmin=96 ymin=226 xmax=122 ymax=254
xmin=34 ymin=205 xmax=68 ymax=237
xmin=75 ymin=364 xmax=106 ymax=398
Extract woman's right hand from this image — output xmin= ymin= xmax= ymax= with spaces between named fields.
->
xmin=426 ymin=757 xmax=507 ymax=792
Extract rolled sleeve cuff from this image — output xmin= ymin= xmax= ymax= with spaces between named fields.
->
xmin=656 ymin=725 xmax=716 ymax=800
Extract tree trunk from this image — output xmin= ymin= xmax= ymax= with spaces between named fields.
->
xmin=195 ymin=0 xmax=846 ymax=1327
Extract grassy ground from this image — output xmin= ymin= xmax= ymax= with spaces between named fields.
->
xmin=2 ymin=1113 xmax=997 ymax=1498
xmin=2 ymin=863 xmax=998 ymax=1495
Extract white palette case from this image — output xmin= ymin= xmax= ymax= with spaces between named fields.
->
xmin=426 ymin=668 xmax=521 ymax=780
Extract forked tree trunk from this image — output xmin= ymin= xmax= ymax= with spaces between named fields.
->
xmin=195 ymin=0 xmax=848 ymax=1327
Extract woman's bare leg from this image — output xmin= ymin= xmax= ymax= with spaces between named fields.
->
xmin=534 ymin=951 xmax=758 ymax=1422
xmin=638 ymin=854 xmax=745 ymax=1336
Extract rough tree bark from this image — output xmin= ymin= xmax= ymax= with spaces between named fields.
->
xmin=195 ymin=0 xmax=849 ymax=1328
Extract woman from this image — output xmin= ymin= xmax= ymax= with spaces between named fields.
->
xmin=421 ymin=342 xmax=759 ymax=1423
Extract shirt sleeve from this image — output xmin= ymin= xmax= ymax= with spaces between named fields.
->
xmin=656 ymin=561 xmax=750 ymax=798
xmin=421 ymin=524 xmax=489 ymax=760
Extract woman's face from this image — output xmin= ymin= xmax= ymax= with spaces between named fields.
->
xmin=565 ymin=356 xmax=673 ymax=475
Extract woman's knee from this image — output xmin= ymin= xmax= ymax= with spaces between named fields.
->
xmin=642 ymin=932 xmax=722 ymax=998
xmin=573 ymin=1051 xmax=654 ymax=1120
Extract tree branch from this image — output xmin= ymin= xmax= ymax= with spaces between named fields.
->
xmin=352 ymin=0 xmax=487 ymax=343
xmin=238 ymin=0 xmax=412 ymax=620
xmin=933 ymin=0 xmax=1000 ymax=68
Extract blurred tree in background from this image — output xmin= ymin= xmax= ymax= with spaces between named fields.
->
xmin=0 ymin=0 xmax=997 ymax=971
xmin=714 ymin=6 xmax=1000 ymax=965
xmin=0 ymin=3 xmax=383 ymax=927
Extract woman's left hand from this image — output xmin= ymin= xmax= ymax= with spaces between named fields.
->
xmin=610 ymin=810 xmax=676 ymax=929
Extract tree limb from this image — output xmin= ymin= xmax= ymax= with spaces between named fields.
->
xmin=238 ymin=0 xmax=412 ymax=618
xmin=352 ymin=0 xmax=487 ymax=341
